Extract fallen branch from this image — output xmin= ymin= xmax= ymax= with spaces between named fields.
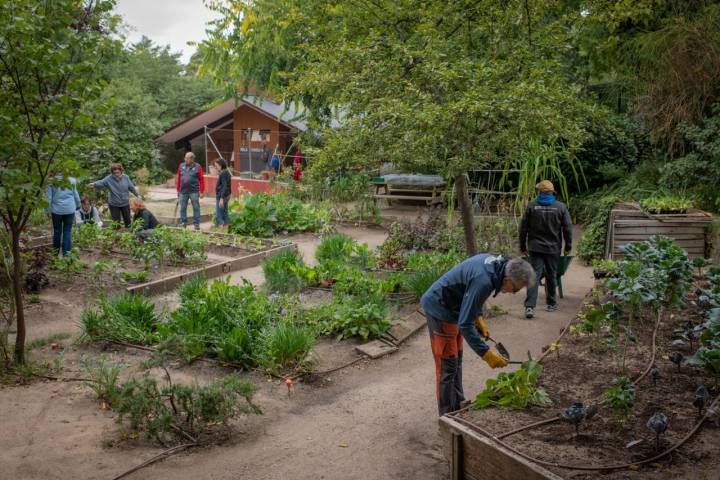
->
xmin=110 ymin=443 xmax=197 ymax=480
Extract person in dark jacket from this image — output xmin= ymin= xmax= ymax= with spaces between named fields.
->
xmin=421 ymin=254 xmax=536 ymax=415
xmin=130 ymin=198 xmax=159 ymax=242
xmin=175 ymin=152 xmax=205 ymax=230
xmin=88 ymin=163 xmax=142 ymax=228
xmin=518 ymin=180 xmax=573 ymax=319
xmin=215 ymin=158 xmax=232 ymax=229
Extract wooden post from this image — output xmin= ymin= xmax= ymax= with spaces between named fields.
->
xmin=451 ymin=432 xmax=464 ymax=480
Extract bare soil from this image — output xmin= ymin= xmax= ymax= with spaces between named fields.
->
xmin=459 ymin=290 xmax=720 ymax=479
xmin=2 ymin=222 xmax=597 ymax=479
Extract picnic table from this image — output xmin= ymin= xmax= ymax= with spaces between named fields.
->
xmin=370 ymin=174 xmax=446 ymax=206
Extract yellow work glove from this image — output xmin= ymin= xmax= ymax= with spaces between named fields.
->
xmin=474 ymin=315 xmax=490 ymax=340
xmin=482 ymin=350 xmax=508 ymax=369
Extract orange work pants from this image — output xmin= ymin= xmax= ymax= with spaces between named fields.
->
xmin=427 ymin=315 xmax=464 ymax=415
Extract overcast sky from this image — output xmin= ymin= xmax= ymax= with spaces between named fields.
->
xmin=114 ymin=0 xmax=219 ymax=63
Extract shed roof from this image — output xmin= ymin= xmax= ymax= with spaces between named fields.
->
xmin=157 ymin=95 xmax=311 ymax=147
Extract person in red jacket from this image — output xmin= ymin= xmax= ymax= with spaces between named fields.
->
xmin=292 ymin=149 xmax=303 ymax=181
xmin=176 ymin=152 xmax=205 ymax=230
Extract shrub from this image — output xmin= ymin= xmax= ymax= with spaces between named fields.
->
xmin=82 ymin=356 xmax=260 ymax=444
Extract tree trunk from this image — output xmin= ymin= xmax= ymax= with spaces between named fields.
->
xmin=11 ymin=230 xmax=25 ymax=364
xmin=455 ymin=174 xmax=477 ymax=256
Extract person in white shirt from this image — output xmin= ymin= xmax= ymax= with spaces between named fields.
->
xmin=75 ymin=195 xmax=103 ymax=228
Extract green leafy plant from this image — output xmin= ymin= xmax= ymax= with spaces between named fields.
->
xmin=591 ymin=258 xmax=619 ymax=277
xmin=262 ymin=249 xmax=314 ymax=293
xmin=122 ymin=270 xmax=149 ymax=284
xmin=604 ymin=376 xmax=636 ymax=424
xmin=49 ymin=248 xmax=87 ymax=277
xmin=228 ymin=193 xmax=328 ymax=237
xmin=72 ymin=223 xmax=102 ymax=250
xmin=640 ymin=195 xmax=693 ymax=214
xmin=305 ymin=295 xmax=390 ymax=341
xmin=474 ymin=360 xmax=551 ymax=409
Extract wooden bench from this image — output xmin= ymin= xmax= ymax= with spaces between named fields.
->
xmin=371 ymin=182 xmax=445 ymax=206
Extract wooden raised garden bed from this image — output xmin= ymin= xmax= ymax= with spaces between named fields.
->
xmin=35 ymin=230 xmax=293 ymax=298
xmin=440 ymin=269 xmax=720 ymax=479
xmin=605 ymin=202 xmax=714 ymax=259
xmin=127 ymin=241 xmax=293 ymax=296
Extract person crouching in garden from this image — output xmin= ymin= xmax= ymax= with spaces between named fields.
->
xmin=46 ymin=172 xmax=81 ymax=256
xmin=215 ymin=158 xmax=231 ymax=230
xmin=130 ymin=198 xmax=159 ymax=242
xmin=75 ymin=195 xmax=103 ymax=228
xmin=421 ymin=254 xmax=535 ymax=415
xmin=88 ymin=163 xmax=142 ymax=228
xmin=518 ymin=180 xmax=572 ymax=319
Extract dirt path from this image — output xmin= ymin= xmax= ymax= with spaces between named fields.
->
xmin=0 ymin=223 xmax=594 ymax=480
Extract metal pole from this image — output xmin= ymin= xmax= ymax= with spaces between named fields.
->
xmin=248 ymin=128 xmax=253 ymax=174
xmin=204 ymin=125 xmax=208 ymax=173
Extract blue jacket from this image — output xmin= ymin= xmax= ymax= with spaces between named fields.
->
xmin=94 ymin=174 xmax=140 ymax=207
xmin=420 ymin=254 xmax=507 ymax=357
xmin=46 ymin=175 xmax=81 ymax=215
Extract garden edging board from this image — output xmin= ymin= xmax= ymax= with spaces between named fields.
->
xmin=126 ymin=243 xmax=295 ymax=296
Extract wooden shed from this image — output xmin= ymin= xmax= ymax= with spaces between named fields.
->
xmin=604 ymin=202 xmax=715 ymax=259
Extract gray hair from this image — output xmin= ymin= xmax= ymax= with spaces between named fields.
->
xmin=185 ymin=152 xmax=195 ymax=159
xmin=505 ymin=258 xmax=536 ymax=288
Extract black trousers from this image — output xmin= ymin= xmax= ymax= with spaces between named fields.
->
xmin=427 ymin=314 xmax=464 ymax=415
xmin=109 ymin=204 xmax=132 ymax=228
xmin=524 ymin=251 xmax=559 ymax=309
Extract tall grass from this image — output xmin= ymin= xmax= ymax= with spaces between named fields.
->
xmin=262 ymin=249 xmax=311 ymax=293
xmin=79 ymin=293 xmax=159 ymax=344
xmin=502 ymin=138 xmax=586 ymax=212
xmin=254 ymin=321 xmax=316 ymax=373
xmin=315 ymin=233 xmax=355 ymax=264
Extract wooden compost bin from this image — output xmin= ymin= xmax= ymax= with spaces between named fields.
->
xmin=439 ymin=415 xmax=561 ymax=480
xmin=604 ymin=202 xmax=714 ymax=259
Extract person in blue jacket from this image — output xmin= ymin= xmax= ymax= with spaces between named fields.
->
xmin=45 ymin=173 xmax=81 ymax=256
xmin=421 ymin=254 xmax=536 ymax=415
